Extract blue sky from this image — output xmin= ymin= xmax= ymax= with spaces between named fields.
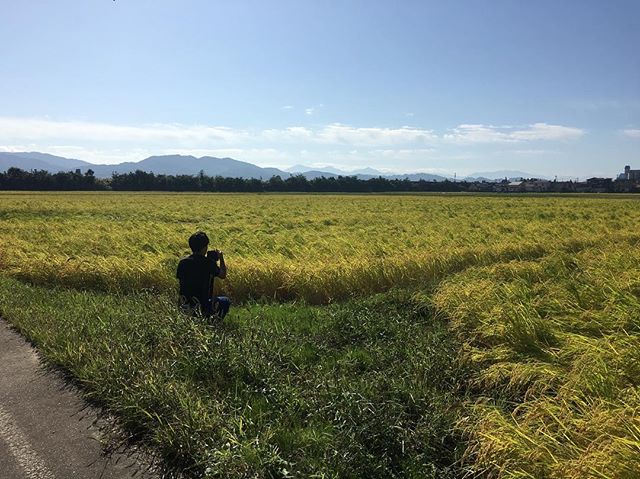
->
xmin=1 ymin=0 xmax=638 ymax=177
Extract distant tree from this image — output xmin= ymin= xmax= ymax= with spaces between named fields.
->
xmin=267 ymin=175 xmax=286 ymax=191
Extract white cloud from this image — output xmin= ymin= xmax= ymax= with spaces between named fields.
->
xmin=315 ymin=124 xmax=437 ymax=146
xmin=623 ymin=129 xmax=640 ymax=139
xmin=0 ymin=118 xmax=416 ymax=148
xmin=260 ymin=124 xmax=436 ymax=146
xmin=510 ymin=123 xmax=584 ymax=141
xmin=444 ymin=123 xmax=584 ymax=143
xmin=444 ymin=124 xmax=511 ymax=143
xmin=261 ymin=126 xmax=315 ymax=142
xmin=0 ymin=117 xmax=250 ymax=144
xmin=0 ymin=117 xmax=583 ymax=148
xmin=0 ymin=117 xmax=587 ymax=167
xmin=0 ymin=144 xmax=39 ymax=153
xmin=304 ymin=103 xmax=325 ymax=116
xmin=511 ymin=149 xmax=555 ymax=156
xmin=371 ymin=148 xmax=436 ymax=158
xmin=281 ymin=105 xmax=294 ymax=110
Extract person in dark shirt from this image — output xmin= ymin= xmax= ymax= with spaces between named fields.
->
xmin=176 ymin=231 xmax=230 ymax=319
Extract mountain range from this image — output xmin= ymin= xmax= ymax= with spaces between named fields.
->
xmin=286 ymin=164 xmax=386 ymax=176
xmin=0 ymin=151 xmax=545 ymax=182
xmin=464 ymin=170 xmax=550 ymax=181
xmin=0 ymin=152 xmax=288 ymax=180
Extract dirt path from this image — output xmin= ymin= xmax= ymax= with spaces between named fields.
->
xmin=0 ymin=319 xmax=163 ymax=479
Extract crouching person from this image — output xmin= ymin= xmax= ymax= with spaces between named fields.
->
xmin=177 ymin=231 xmax=230 ymax=320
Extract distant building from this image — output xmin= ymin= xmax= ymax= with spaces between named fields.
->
xmin=468 ymin=181 xmax=494 ymax=192
xmin=507 ymin=181 xmax=523 ymax=192
xmin=586 ymin=177 xmax=613 ymax=193
xmin=521 ymin=179 xmax=551 ymax=192
xmin=548 ymin=181 xmax=576 ymax=193
xmin=623 ymin=165 xmax=640 ymax=181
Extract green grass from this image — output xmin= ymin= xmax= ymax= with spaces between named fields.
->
xmin=0 ymin=278 xmax=468 ymax=478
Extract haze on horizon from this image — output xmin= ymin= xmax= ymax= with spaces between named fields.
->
xmin=1 ymin=0 xmax=638 ymax=178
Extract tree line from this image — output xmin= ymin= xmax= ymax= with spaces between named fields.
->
xmin=0 ymin=167 xmax=466 ymax=192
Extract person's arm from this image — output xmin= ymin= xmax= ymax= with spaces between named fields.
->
xmin=217 ymin=251 xmax=227 ymax=279
xmin=176 ymin=259 xmax=183 ymax=280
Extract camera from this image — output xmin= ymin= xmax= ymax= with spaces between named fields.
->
xmin=207 ymin=250 xmax=219 ymax=261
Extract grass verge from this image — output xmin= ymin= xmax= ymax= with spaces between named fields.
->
xmin=0 ymin=277 xmax=468 ymax=478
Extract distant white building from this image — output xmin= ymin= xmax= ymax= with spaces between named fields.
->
xmin=507 ymin=181 xmax=523 ymax=192
xmin=623 ymin=165 xmax=640 ymax=181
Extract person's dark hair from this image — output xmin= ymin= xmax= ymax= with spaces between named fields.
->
xmin=188 ymin=231 xmax=209 ymax=253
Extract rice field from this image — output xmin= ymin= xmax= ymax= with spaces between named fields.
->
xmin=1 ymin=192 xmax=639 ymax=303
xmin=0 ymin=191 xmax=638 ymax=477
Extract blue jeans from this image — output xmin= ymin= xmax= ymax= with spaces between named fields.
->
xmin=179 ymin=295 xmax=231 ymax=319
xmin=208 ymin=296 xmax=231 ymax=319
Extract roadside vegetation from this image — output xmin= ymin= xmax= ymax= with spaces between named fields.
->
xmin=0 ymin=192 xmax=638 ymax=477
xmin=0 ymin=279 xmax=466 ymax=477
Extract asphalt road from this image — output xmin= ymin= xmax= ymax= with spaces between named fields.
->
xmin=0 ymin=319 xmax=162 ymax=479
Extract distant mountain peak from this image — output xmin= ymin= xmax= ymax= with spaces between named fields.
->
xmin=286 ymin=164 xmax=315 ymax=173
xmin=0 ymin=151 xmax=93 ymax=172
xmin=350 ymin=167 xmax=383 ymax=176
xmin=465 ymin=170 xmax=549 ymax=180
